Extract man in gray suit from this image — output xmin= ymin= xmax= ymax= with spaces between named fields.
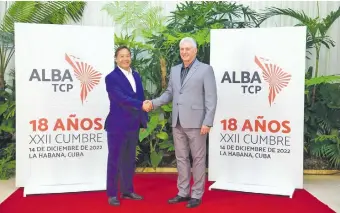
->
xmin=144 ymin=37 xmax=217 ymax=208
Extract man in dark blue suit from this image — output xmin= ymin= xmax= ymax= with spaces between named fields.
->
xmin=104 ymin=46 xmax=149 ymax=206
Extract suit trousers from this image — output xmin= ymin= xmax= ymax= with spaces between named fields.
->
xmin=106 ymin=130 xmax=138 ymax=197
xmin=173 ymin=121 xmax=207 ymax=199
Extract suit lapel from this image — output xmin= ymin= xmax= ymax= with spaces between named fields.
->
xmin=181 ymin=60 xmax=200 ymax=89
xmin=116 ymin=67 xmax=136 ymax=93
xmin=175 ymin=65 xmax=182 ymax=90
xmin=132 ymin=71 xmax=140 ymax=94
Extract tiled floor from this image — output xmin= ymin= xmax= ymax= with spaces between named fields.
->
xmin=0 ymin=177 xmax=15 ymax=205
xmin=1 ymin=175 xmax=339 ymax=212
xmin=304 ymin=174 xmax=340 ymax=212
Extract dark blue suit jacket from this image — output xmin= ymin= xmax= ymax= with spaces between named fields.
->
xmin=104 ymin=66 xmax=148 ymax=133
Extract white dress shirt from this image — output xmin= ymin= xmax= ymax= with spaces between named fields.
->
xmin=118 ymin=66 xmax=136 ymax=93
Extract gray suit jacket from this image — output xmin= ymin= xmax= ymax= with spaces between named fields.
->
xmin=152 ymin=59 xmax=217 ymax=128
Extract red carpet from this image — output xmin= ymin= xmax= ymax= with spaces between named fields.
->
xmin=0 ymin=174 xmax=335 ymax=213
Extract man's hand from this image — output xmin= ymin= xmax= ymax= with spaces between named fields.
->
xmin=142 ymin=100 xmax=153 ymax=112
xmin=200 ymin=125 xmax=210 ymax=135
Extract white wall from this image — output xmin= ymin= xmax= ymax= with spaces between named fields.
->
xmin=0 ymin=0 xmax=339 ymax=83
xmin=240 ymin=1 xmax=340 ymax=76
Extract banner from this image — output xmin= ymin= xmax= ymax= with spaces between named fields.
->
xmin=15 ymin=23 xmax=114 ymax=195
xmin=208 ymin=27 xmax=306 ymax=198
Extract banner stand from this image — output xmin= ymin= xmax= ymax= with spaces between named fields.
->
xmin=208 ymin=26 xmax=306 ymax=199
xmin=23 ymin=182 xmax=105 ymax=197
xmin=209 ymin=180 xmax=295 ymax=198
xmin=15 ymin=23 xmax=114 ymax=195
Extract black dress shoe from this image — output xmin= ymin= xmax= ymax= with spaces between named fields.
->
xmin=186 ymin=198 xmax=201 ymax=208
xmin=108 ymin=197 xmax=120 ymax=206
xmin=168 ymin=195 xmax=191 ymax=204
xmin=121 ymin=192 xmax=143 ymax=200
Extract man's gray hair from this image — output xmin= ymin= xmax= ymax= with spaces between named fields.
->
xmin=179 ymin=37 xmax=197 ymax=48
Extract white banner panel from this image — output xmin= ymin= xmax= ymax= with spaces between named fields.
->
xmin=208 ymin=26 xmax=306 ymax=198
xmin=15 ymin=23 xmax=114 ymax=195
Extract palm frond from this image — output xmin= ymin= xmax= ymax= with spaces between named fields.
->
xmin=305 ymin=75 xmax=340 ymax=87
xmin=0 ymin=1 xmax=37 ymax=32
xmin=30 ymin=1 xmax=86 ymax=24
xmin=259 ymin=7 xmax=314 ymax=27
xmin=311 ymin=135 xmax=340 ymax=168
xmin=168 ymin=1 xmax=259 ymax=31
xmin=324 ymin=143 xmax=340 ymax=167
xmin=1 ymin=1 xmax=86 ymax=33
xmin=321 ymin=6 xmax=340 ymax=36
xmin=102 ymin=1 xmax=165 ymax=37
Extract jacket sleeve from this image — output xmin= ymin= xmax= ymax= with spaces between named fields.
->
xmin=138 ymin=74 xmax=149 ymax=122
xmin=105 ymin=75 xmax=142 ymax=110
xmin=203 ymin=66 xmax=218 ymax=126
xmin=151 ymin=69 xmax=173 ymax=109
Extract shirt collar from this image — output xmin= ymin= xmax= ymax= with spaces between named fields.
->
xmin=118 ymin=66 xmax=132 ymax=75
xmin=182 ymin=58 xmax=197 ymax=69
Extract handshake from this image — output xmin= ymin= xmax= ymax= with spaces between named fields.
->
xmin=142 ymin=100 xmax=153 ymax=112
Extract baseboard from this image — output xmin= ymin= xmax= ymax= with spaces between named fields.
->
xmin=135 ymin=167 xmax=340 ymax=175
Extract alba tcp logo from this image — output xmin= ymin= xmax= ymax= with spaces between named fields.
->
xmin=254 ymin=56 xmax=291 ymax=106
xmin=65 ymin=53 xmax=102 ymax=104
